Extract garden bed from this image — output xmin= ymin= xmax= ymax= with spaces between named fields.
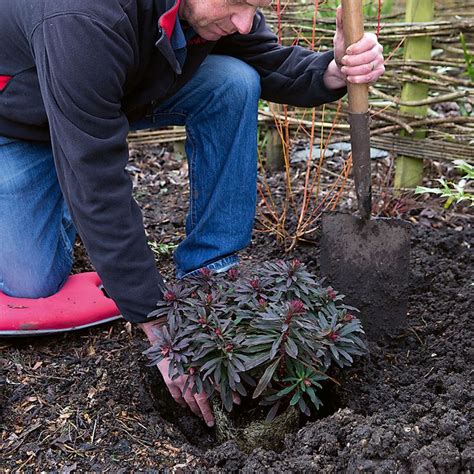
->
xmin=0 ymin=145 xmax=472 ymax=472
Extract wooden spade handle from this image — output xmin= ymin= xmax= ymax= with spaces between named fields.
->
xmin=341 ymin=0 xmax=368 ymax=114
xmin=341 ymin=0 xmax=372 ymax=220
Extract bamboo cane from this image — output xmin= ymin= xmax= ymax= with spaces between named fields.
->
xmin=394 ymin=0 xmax=435 ymax=190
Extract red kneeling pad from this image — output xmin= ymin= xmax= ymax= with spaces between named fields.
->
xmin=0 ymin=272 xmax=121 ymax=336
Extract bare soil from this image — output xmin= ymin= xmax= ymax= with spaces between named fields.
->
xmin=1 ymin=144 xmax=472 ymax=472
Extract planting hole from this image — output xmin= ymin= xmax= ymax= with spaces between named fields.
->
xmin=140 ymin=362 xmax=345 ymax=451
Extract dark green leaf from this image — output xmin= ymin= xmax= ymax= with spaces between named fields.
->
xmin=265 ymin=401 xmax=281 ymax=422
xmin=298 ymin=396 xmax=310 ymax=415
xmin=235 ymin=382 xmax=247 ymax=397
xmin=285 ymin=337 xmax=298 ymax=358
xmin=276 ymin=384 xmax=297 ymax=397
xmin=270 ymin=334 xmax=284 ymax=359
xmin=245 ymin=352 xmax=271 ymax=370
xmin=338 ymin=348 xmax=353 ymax=363
xmin=290 ymin=389 xmax=301 ymax=406
xmin=200 ymin=356 xmax=223 ymax=373
xmin=253 ymin=358 xmax=281 ymax=399
xmin=306 ymin=386 xmax=322 ymax=409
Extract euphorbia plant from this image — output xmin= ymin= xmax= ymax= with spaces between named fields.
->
xmin=145 ymin=260 xmax=366 ymax=420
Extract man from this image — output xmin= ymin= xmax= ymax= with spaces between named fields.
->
xmin=0 ymin=0 xmax=384 ymax=426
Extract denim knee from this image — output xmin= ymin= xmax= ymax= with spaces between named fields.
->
xmin=1 ymin=221 xmax=74 ymax=298
xmin=0 ymin=255 xmax=71 ymax=299
xmin=209 ymin=56 xmax=261 ymax=107
xmin=0 ymin=135 xmax=75 ymax=299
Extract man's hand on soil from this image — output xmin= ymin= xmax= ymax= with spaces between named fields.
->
xmin=140 ymin=320 xmax=215 ymax=427
xmin=156 ymin=358 xmax=215 ymax=427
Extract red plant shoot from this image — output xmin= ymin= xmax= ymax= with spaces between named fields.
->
xmin=327 ymin=287 xmax=337 ymax=301
xmin=227 ymin=267 xmax=239 ymax=281
xmin=163 ymin=291 xmax=176 ymax=302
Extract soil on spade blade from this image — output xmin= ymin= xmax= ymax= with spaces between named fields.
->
xmin=1 ymin=146 xmax=472 ymax=472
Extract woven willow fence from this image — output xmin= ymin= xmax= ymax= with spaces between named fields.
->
xmin=128 ymin=0 xmax=473 ymax=165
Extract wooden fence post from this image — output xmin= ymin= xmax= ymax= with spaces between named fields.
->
xmin=262 ymin=103 xmax=285 ymax=171
xmin=263 ymin=127 xmax=285 ymax=171
xmin=394 ymin=0 xmax=435 ymax=190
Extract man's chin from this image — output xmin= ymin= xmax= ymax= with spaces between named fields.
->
xmin=199 ymin=30 xmax=223 ymax=41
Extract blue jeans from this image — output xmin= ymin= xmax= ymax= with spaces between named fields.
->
xmin=0 ymin=136 xmax=76 ymax=297
xmin=0 ymin=55 xmax=260 ymax=297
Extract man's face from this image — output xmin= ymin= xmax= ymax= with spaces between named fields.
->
xmin=179 ymin=0 xmax=272 ymax=41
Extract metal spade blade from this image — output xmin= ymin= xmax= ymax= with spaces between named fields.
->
xmin=320 ymin=213 xmax=410 ymax=340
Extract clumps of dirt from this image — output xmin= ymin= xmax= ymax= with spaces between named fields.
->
xmin=196 ymin=225 xmax=474 ymax=472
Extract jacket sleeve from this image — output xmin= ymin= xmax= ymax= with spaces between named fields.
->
xmin=31 ymin=14 xmax=165 ymax=323
xmin=213 ymin=11 xmax=346 ymax=107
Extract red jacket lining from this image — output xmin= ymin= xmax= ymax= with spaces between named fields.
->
xmin=159 ymin=0 xmax=181 ymax=40
xmin=0 ymin=75 xmax=12 ymax=91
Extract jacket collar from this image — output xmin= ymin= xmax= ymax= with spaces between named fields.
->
xmin=153 ymin=0 xmax=183 ymax=74
xmin=153 ymin=0 xmax=210 ymax=74
xmin=157 ymin=0 xmax=181 ymax=40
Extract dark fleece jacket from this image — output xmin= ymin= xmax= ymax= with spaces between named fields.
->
xmin=0 ymin=0 xmax=346 ymax=322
